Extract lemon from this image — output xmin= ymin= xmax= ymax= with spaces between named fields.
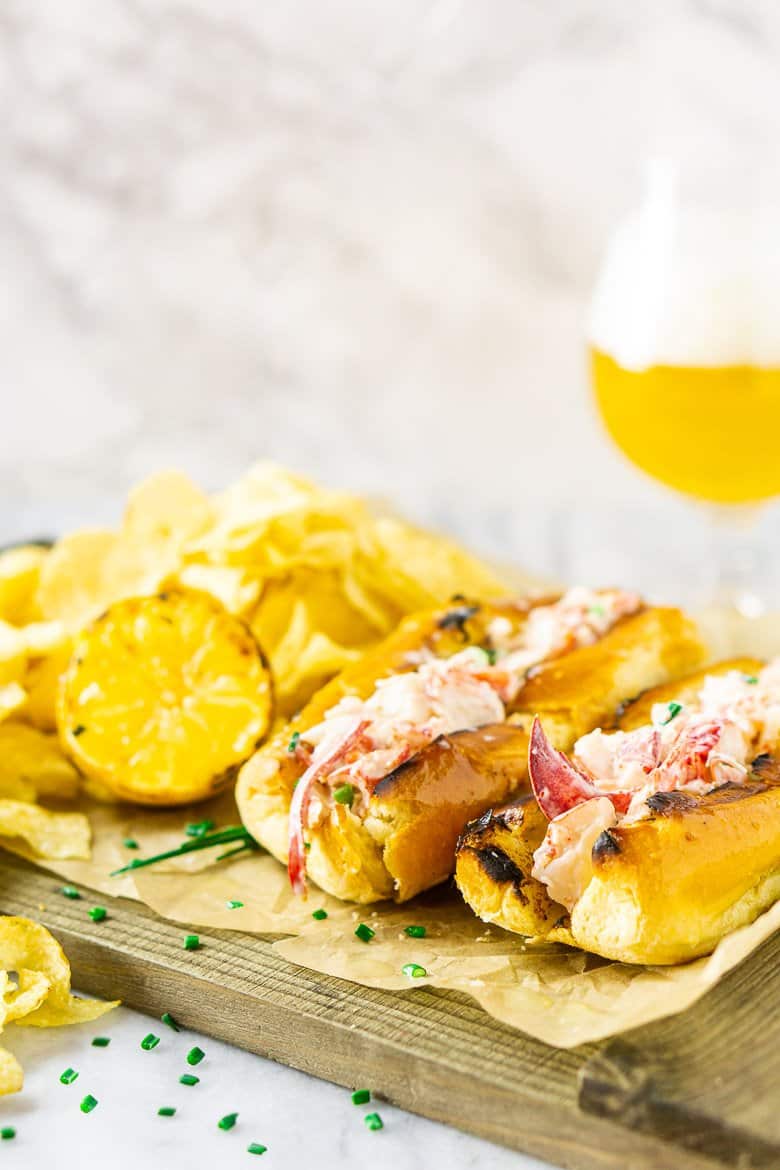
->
xmin=57 ymin=590 xmax=272 ymax=805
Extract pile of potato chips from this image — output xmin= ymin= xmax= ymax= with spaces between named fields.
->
xmin=0 ymin=462 xmax=510 ymax=847
xmin=0 ymin=916 xmax=116 ymax=1094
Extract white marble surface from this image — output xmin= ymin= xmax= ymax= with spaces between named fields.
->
xmin=5 ymin=1005 xmax=550 ymax=1170
xmin=3 ymin=3 xmax=780 ymax=1166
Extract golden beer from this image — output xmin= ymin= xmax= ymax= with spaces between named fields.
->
xmin=591 ymin=350 xmax=780 ymax=503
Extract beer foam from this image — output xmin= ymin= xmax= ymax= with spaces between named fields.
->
xmin=589 ymin=166 xmax=780 ymax=370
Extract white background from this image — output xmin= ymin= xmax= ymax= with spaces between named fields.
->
xmin=3 ymin=2 xmax=780 ymax=1166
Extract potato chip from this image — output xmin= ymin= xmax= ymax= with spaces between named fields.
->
xmin=0 ymin=624 xmax=26 ymax=688
xmin=0 ymin=545 xmax=48 ymax=625
xmin=0 ymin=917 xmax=117 ymax=1030
xmin=0 ymin=723 xmax=79 ymax=800
xmin=170 ymin=563 xmax=261 ymax=615
xmin=21 ymin=641 xmax=71 ymax=731
xmin=58 ymin=590 xmax=273 ymax=805
xmin=0 ymin=1046 xmax=23 ymax=1095
xmin=0 ymin=801 xmax=90 ymax=859
xmin=35 ymin=528 xmax=119 ymax=628
xmin=0 ymin=683 xmax=26 ymax=726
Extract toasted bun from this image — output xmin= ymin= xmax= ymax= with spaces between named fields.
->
xmin=239 ymin=601 xmax=705 ymax=904
xmin=456 ymin=656 xmax=779 ymax=963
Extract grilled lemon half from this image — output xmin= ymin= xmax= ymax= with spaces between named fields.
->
xmin=57 ymin=589 xmax=273 ymax=805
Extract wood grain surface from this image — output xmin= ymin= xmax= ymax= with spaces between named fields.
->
xmin=1 ymin=851 xmax=778 ymax=1170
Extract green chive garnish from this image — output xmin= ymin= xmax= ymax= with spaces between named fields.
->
xmin=355 ymin=923 xmax=374 ymax=943
xmin=88 ymin=906 xmax=107 ymax=922
xmin=483 ymin=646 xmax=498 ymax=665
xmin=91 ymin=1037 xmax=110 ymax=1047
xmin=141 ymin=1033 xmax=160 ymax=1050
xmin=311 ymin=908 xmax=328 ymax=920
xmin=186 ymin=1046 xmax=204 ymax=1066
xmin=589 ymin=604 xmax=606 ymax=617
xmin=404 ymin=925 xmax=426 ymax=938
xmin=364 ymin=1112 xmax=383 ymax=1131
xmin=744 ymin=674 xmax=759 ymax=685
xmin=216 ymin=843 xmax=253 ymax=862
xmin=110 ymin=826 xmax=257 ymax=877
xmin=247 ymin=1143 xmax=267 ymax=1156
xmin=218 ymin=1113 xmax=239 ymax=1131
xmin=179 ymin=1074 xmax=199 ymax=1086
xmin=158 ymin=1107 xmax=176 ymax=1117
xmin=653 ymin=700 xmax=683 ymax=726
xmin=402 ymin=963 xmax=427 ymax=978
xmin=227 ymin=899 xmax=244 ymax=909
xmin=61 ymin=885 xmax=81 ymax=900
xmin=288 ymin=731 xmax=300 ymax=753
xmin=161 ymin=1011 xmax=180 ymax=1032
xmin=351 ymin=1089 xmax=370 ymax=1105
xmin=123 ymin=838 xmax=139 ymax=850
xmin=333 ymin=783 xmax=354 ymax=806
xmin=80 ymin=1094 xmax=98 ymax=1114
xmin=72 ymin=724 xmax=87 ymax=737
xmin=185 ymin=820 xmax=215 ymax=838
xmin=0 ymin=1127 xmax=15 ymax=1140
xmin=60 ymin=1068 xmax=79 ymax=1085
xmin=184 ymin=934 xmax=200 ymax=951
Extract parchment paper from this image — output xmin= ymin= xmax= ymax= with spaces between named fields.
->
xmin=7 ymin=607 xmax=780 ymax=1049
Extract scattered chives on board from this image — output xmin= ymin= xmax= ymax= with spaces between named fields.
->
xmin=88 ymin=906 xmax=107 ymax=923
xmin=158 ymin=1107 xmax=176 ymax=1118
xmin=141 ymin=1033 xmax=160 ymax=1051
xmin=161 ymin=1011 xmax=180 ymax=1032
xmin=402 ymin=963 xmax=427 ymax=979
xmin=59 ymin=1068 xmax=79 ymax=1085
xmin=186 ymin=1046 xmax=204 ymax=1066
xmin=91 ymin=1037 xmax=111 ymax=1048
xmin=227 ymin=899 xmax=244 ymax=910
xmin=184 ymin=934 xmax=200 ymax=951
xmin=247 ymin=1143 xmax=268 ymax=1155
xmin=60 ymin=885 xmax=81 ymax=900
xmin=179 ymin=1074 xmax=199 ymax=1086
xmin=354 ymin=923 xmax=374 ymax=943
xmin=364 ymin=1112 xmax=384 ymax=1131
xmin=404 ymin=925 xmax=426 ymax=938
xmin=218 ymin=1113 xmax=239 ymax=1131
xmin=311 ymin=909 xmax=328 ymax=921
xmin=80 ymin=1095 xmax=98 ymax=1114
xmin=0 ymin=1127 xmax=15 ymax=1140
xmin=351 ymin=1089 xmax=370 ymax=1105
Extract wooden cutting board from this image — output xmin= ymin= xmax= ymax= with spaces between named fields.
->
xmin=1 ymin=850 xmax=778 ymax=1170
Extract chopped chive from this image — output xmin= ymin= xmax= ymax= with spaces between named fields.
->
xmin=72 ymin=724 xmax=87 ymax=737
xmin=333 ymin=783 xmax=354 ymax=806
xmin=185 ymin=820 xmax=215 ymax=838
xmin=158 ymin=1106 xmax=176 ymax=1117
xmin=311 ymin=908 xmax=328 ymax=921
xmin=483 ymin=646 xmax=498 ymax=665
xmin=303 ymin=842 xmax=311 ymax=851
xmin=141 ymin=1033 xmax=160 ymax=1051
xmin=287 ymin=731 xmax=300 ymax=754
xmin=218 ymin=1113 xmax=239 ymax=1131
xmin=404 ymin=925 xmax=426 ymax=938
xmin=80 ymin=1094 xmax=98 ymax=1114
xmin=354 ymin=923 xmax=374 ymax=943
xmin=652 ymin=700 xmax=683 ymax=727
xmin=60 ymin=1067 xmax=79 ymax=1085
xmin=110 ymin=826 xmax=257 ymax=876
xmin=247 ymin=1143 xmax=268 ymax=1155
xmin=161 ymin=1011 xmax=180 ymax=1032
xmin=123 ymin=838 xmax=139 ymax=850
xmin=402 ymin=962 xmax=427 ymax=979
xmin=227 ymin=899 xmax=244 ymax=909
xmin=88 ymin=906 xmax=107 ymax=922
xmin=184 ymin=934 xmax=200 ymax=951
xmin=91 ymin=1037 xmax=110 ymax=1048
xmin=0 ymin=1127 xmax=15 ymax=1140
xmin=364 ymin=1112 xmax=383 ymax=1131
xmin=186 ymin=1046 xmax=204 ymax=1066
xmin=179 ymin=1074 xmax=199 ymax=1086
xmin=351 ymin=1089 xmax=371 ymax=1105
xmin=589 ymin=604 xmax=606 ymax=617
xmin=744 ymin=674 xmax=759 ymax=685
xmin=60 ymin=885 xmax=81 ymax=900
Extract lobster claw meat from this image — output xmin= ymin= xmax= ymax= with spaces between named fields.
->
xmin=528 ymin=717 xmax=631 ymax=819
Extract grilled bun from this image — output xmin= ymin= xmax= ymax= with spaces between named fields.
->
xmin=238 ymin=601 xmax=704 ymax=904
xmin=456 ymin=657 xmax=774 ymax=964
